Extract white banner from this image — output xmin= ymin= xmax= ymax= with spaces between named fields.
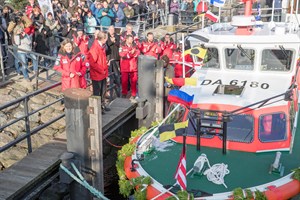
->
xmin=37 ymin=0 xmax=54 ymax=17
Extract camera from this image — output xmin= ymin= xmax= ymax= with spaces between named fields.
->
xmin=9 ymin=12 xmax=22 ymax=23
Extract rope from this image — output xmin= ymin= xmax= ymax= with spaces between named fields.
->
xmin=60 ymin=163 xmax=109 ymax=200
xmin=192 ymin=154 xmax=230 ymax=188
xmin=104 ymin=138 xmax=122 ymax=148
xmin=203 ymin=163 xmax=230 ymax=188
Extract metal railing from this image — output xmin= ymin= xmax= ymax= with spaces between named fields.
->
xmin=0 ymin=82 xmax=64 ymax=154
xmin=169 ymin=21 xmax=203 ymax=42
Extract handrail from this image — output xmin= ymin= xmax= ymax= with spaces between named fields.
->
xmin=0 ymin=82 xmax=61 ymax=110
xmin=0 ymin=81 xmax=63 ymax=153
xmin=6 ymin=45 xmax=57 ymax=61
xmin=169 ymin=21 xmax=202 ymax=36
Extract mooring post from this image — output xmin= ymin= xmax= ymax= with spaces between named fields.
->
xmin=138 ymin=55 xmax=157 ymax=127
xmin=88 ymin=96 xmax=104 ymax=196
xmin=64 ymin=88 xmax=92 ymax=200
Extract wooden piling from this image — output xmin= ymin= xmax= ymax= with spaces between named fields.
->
xmin=63 ymin=88 xmax=92 ymax=200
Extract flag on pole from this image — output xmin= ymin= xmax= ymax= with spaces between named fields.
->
xmin=210 ymin=0 xmax=226 ymax=7
xmin=205 ymin=10 xmax=219 ymax=22
xmin=184 ymin=47 xmax=208 ymax=59
xmin=165 ymin=77 xmax=198 ymax=87
xmin=174 ymin=139 xmax=187 ymax=190
xmin=159 ymin=121 xmax=188 ymax=142
xmin=167 ymin=89 xmax=194 ymax=107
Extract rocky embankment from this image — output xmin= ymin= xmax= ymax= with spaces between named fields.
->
xmin=0 ymin=78 xmax=65 ymax=170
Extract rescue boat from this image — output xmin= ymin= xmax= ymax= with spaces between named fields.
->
xmin=120 ymin=0 xmax=300 ymax=199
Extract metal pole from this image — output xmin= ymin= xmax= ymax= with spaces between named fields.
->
xmin=35 ymin=55 xmax=39 ymax=90
xmin=219 ymin=6 xmax=222 ymax=23
xmin=271 ymin=0 xmax=275 ymax=22
xmin=201 ymin=1 xmax=205 ymax=29
xmin=155 ymin=60 xmax=165 ymax=121
xmin=192 ymin=108 xmax=201 ymax=151
xmin=152 ymin=11 xmax=155 ymax=29
xmin=222 ymin=114 xmax=228 ymax=155
xmin=182 ymin=34 xmax=185 ymax=78
xmin=24 ymin=97 xmax=32 ymax=153
xmin=0 ymin=41 xmax=5 ymax=82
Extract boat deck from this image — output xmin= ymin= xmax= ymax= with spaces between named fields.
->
xmin=140 ymin=117 xmax=300 ymax=195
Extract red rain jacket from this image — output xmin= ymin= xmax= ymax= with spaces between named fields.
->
xmin=119 ymin=43 xmax=140 ymax=72
xmin=140 ymin=41 xmax=161 ymax=59
xmin=88 ymin=41 xmax=108 ymax=81
xmin=172 ymin=52 xmax=193 ymax=78
xmin=54 ymin=51 xmax=87 ymax=91
xmin=73 ymin=34 xmax=89 ymax=55
xmin=160 ymin=40 xmax=177 ymax=58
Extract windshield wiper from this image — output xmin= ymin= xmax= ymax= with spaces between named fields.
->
xmin=279 ymin=45 xmax=289 ymax=59
xmin=279 ymin=45 xmax=291 ymax=69
xmin=237 ymin=45 xmax=253 ymax=61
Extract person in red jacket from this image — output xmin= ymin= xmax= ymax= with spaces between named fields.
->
xmin=73 ymin=24 xmax=89 ymax=56
xmin=140 ymin=32 xmax=161 ymax=59
xmin=54 ymin=39 xmax=87 ymax=91
xmin=160 ymin=33 xmax=177 ymax=58
xmin=119 ymin=35 xmax=140 ymax=99
xmin=88 ymin=31 xmax=110 ymax=111
xmin=172 ymin=47 xmax=193 ymax=78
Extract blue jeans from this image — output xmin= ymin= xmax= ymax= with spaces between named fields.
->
xmin=17 ymin=52 xmax=38 ymax=79
xmin=13 ymin=47 xmax=20 ymax=74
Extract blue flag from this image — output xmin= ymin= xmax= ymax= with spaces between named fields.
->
xmin=210 ymin=0 xmax=225 ymax=7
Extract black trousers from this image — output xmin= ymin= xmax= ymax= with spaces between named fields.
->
xmin=92 ymin=79 xmax=107 ymax=101
xmin=110 ymin=60 xmax=121 ymax=96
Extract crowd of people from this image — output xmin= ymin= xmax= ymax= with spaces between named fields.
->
xmin=0 ymin=0 xmax=197 ymax=112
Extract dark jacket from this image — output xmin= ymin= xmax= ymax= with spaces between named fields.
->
xmin=34 ymin=29 xmax=50 ymax=55
xmin=107 ymin=32 xmax=120 ymax=61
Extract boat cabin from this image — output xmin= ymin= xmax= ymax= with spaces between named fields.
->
xmin=170 ymin=17 xmax=300 ymax=153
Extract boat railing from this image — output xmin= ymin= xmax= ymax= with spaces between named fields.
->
xmin=0 ymin=82 xmax=64 ymax=154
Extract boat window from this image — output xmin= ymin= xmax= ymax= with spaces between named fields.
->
xmin=225 ymin=48 xmax=255 ymax=70
xmin=194 ymin=47 xmax=220 ymax=69
xmin=186 ymin=111 xmax=218 ymax=139
xmin=225 ymin=114 xmax=254 ymax=143
xmin=259 ymin=113 xmax=287 ymax=142
xmin=261 ymin=49 xmax=293 ymax=71
xmin=166 ymin=103 xmax=187 ymax=124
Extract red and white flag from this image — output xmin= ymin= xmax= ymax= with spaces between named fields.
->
xmin=205 ymin=10 xmax=219 ymax=22
xmin=174 ymin=147 xmax=187 ymax=190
